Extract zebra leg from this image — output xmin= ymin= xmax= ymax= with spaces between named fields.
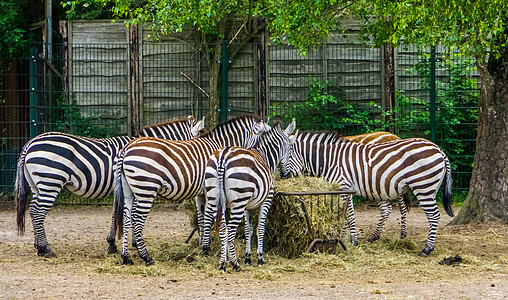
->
xmin=227 ymin=207 xmax=243 ymax=272
xmin=108 ymin=200 xmax=138 ymax=253
xmin=195 ymin=194 xmax=206 ymax=245
xmin=244 ymin=210 xmax=254 ymax=265
xmin=201 ymin=192 xmax=217 ymax=255
xmin=131 ymin=200 xmax=139 ymax=248
xmin=256 ymin=191 xmax=273 ymax=266
xmin=29 ymin=195 xmax=57 ymax=258
xmin=218 ymin=215 xmax=228 ymax=271
xmin=120 ymin=180 xmax=135 ymax=265
xmin=344 ymin=194 xmax=358 ymax=246
xmin=120 ymin=203 xmax=133 ymax=265
xmin=419 ymin=201 xmax=440 ymax=257
xmin=106 ymin=208 xmax=118 ymax=254
xmin=132 ymin=198 xmax=155 ymax=266
xmin=368 ymin=201 xmax=392 ymax=242
xmin=398 ymin=196 xmax=408 ymax=239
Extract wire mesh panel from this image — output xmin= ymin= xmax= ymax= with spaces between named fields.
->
xmin=140 ymin=38 xmax=207 ymax=126
xmin=0 ymin=24 xmax=479 ymax=199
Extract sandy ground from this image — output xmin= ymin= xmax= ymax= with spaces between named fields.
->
xmin=0 ymin=204 xmax=507 ymax=299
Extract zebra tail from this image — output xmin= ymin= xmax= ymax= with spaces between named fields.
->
xmin=443 ymin=156 xmax=454 ymax=217
xmin=113 ymin=157 xmax=125 ymax=240
xmin=214 ymin=161 xmax=226 ymax=234
xmin=15 ymin=151 xmax=28 ymax=236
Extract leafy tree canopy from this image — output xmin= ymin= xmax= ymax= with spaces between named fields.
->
xmin=63 ymin=0 xmax=507 ymax=59
xmin=0 ymin=0 xmax=32 ymax=57
xmin=63 ymin=0 xmax=352 ymax=53
xmin=352 ymin=0 xmax=508 ymax=60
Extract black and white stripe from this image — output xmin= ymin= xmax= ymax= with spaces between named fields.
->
xmin=344 ymin=132 xmax=411 ymax=242
xmin=15 ymin=116 xmax=204 ymax=257
xmin=201 ymin=120 xmax=296 ymax=271
xmin=113 ymin=115 xmax=269 ymax=265
xmin=281 ymin=132 xmax=453 ymax=256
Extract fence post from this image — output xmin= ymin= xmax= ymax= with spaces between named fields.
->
xmin=220 ymin=40 xmax=229 ymax=123
xmin=29 ymin=47 xmax=39 ymax=138
xmin=429 ymin=46 xmax=436 ymax=143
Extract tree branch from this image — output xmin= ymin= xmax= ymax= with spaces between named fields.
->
xmin=180 ymin=71 xmax=209 ymax=98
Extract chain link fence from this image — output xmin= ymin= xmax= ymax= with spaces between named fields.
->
xmin=0 ymin=40 xmax=478 ymax=204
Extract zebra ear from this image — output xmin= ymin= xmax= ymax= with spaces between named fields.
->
xmin=285 ymin=118 xmax=296 ymax=136
xmin=191 ymin=116 xmax=205 ymax=137
xmin=289 ymin=130 xmax=298 ymax=144
xmin=259 ymin=120 xmax=271 ymax=133
xmin=187 ymin=115 xmax=195 ymax=122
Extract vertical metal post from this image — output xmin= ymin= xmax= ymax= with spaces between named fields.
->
xmin=220 ymin=40 xmax=229 ymax=123
xmin=29 ymin=47 xmax=39 ymax=138
xmin=429 ymin=46 xmax=436 ymax=143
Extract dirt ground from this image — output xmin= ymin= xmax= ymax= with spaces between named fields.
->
xmin=1 ymin=204 xmax=507 ymax=299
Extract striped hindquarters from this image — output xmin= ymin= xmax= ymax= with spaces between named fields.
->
xmin=119 ymin=137 xmax=216 ymax=203
xmin=206 ymin=147 xmax=272 ymax=212
xmin=359 ymin=138 xmax=448 ymax=202
xmin=23 ymin=133 xmax=132 ymax=199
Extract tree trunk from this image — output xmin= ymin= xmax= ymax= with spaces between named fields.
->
xmin=449 ymin=55 xmax=508 ymax=224
xmin=207 ymin=45 xmax=221 ymax=126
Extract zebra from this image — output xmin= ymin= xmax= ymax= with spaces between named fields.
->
xmin=280 ymin=131 xmax=454 ymax=257
xmin=344 ymin=131 xmax=411 ymax=242
xmin=201 ymin=119 xmax=297 ymax=271
xmin=113 ymin=115 xmax=270 ymax=265
xmin=15 ymin=115 xmax=204 ymax=258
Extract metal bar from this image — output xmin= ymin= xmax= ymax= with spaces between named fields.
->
xmin=29 ymin=47 xmax=39 ymax=138
xmin=429 ymin=45 xmax=437 ymax=143
xmin=277 ymin=191 xmax=354 ymax=196
xmin=299 ymin=196 xmax=316 ymax=240
xmin=221 ymin=40 xmax=229 ymax=122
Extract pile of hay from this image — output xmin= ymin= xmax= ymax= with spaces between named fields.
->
xmin=182 ymin=176 xmax=346 ymax=259
xmin=262 ymin=176 xmax=346 ymax=258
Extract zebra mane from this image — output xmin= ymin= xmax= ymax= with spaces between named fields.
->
xmin=253 ymin=121 xmax=282 ymax=148
xmin=298 ymin=130 xmax=346 ymax=144
xmin=141 ymin=116 xmax=194 ymax=131
xmin=200 ymin=114 xmax=265 ymax=138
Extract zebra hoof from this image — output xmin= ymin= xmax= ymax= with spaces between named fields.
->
xmin=144 ymin=256 xmax=154 ymax=266
xmin=257 ymin=258 xmax=265 ymax=266
xmin=121 ymin=255 xmax=133 ymax=265
xmin=132 ymin=240 xmax=138 ymax=248
xmin=367 ymin=235 xmax=379 ymax=243
xmin=244 ymin=257 xmax=251 ymax=265
xmin=232 ymin=263 xmax=241 ymax=272
xmin=107 ymin=243 xmax=118 ymax=254
xmin=219 ymin=262 xmax=227 ymax=271
xmin=37 ymin=245 xmax=56 ymax=258
xmin=400 ymin=232 xmax=407 ymax=239
xmin=201 ymin=246 xmax=210 ymax=255
xmin=419 ymin=246 xmax=434 ymax=257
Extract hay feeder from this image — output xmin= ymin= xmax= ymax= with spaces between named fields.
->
xmin=275 ymin=191 xmax=351 ymax=255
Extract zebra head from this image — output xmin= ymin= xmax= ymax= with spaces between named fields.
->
xmin=189 ymin=115 xmax=206 ymax=137
xmin=255 ymin=118 xmax=297 ymax=174
xmin=280 ymin=129 xmax=304 ymax=179
xmin=244 ymin=118 xmax=271 ymax=149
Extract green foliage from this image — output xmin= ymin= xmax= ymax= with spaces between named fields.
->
xmin=0 ymin=0 xmax=32 ymax=57
xmin=396 ymin=54 xmax=479 ymax=172
xmin=266 ymin=0 xmax=347 ymax=54
xmin=353 ymin=0 xmax=508 ymax=60
xmin=62 ymin=0 xmax=114 ymax=20
xmin=271 ymin=77 xmax=387 ymax=134
xmin=52 ymin=96 xmax=122 ymax=138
